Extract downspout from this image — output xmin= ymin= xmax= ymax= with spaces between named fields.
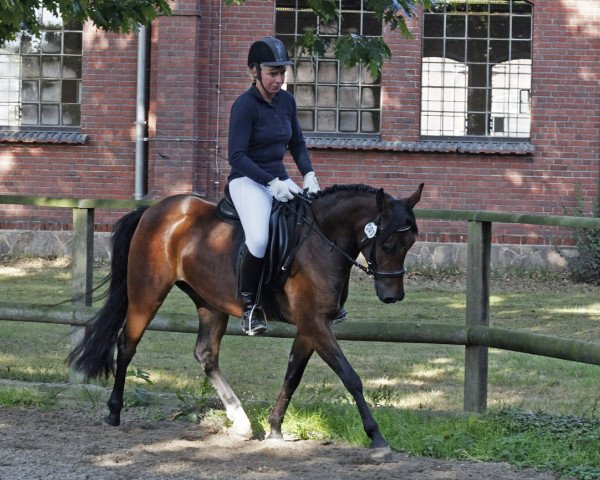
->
xmin=134 ymin=25 xmax=148 ymax=200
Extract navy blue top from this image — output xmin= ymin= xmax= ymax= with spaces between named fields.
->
xmin=227 ymin=85 xmax=313 ymax=186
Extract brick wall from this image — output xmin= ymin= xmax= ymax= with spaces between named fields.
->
xmin=1 ymin=0 xmax=599 ymax=247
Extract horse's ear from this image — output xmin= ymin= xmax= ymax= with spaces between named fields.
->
xmin=405 ymin=183 xmax=424 ymax=209
xmin=376 ymin=188 xmax=388 ymax=213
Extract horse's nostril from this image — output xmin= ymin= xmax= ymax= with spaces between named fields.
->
xmin=383 ymin=297 xmax=397 ymax=304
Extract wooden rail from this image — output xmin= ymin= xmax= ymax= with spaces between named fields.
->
xmin=1 ymin=194 xmax=600 ymax=413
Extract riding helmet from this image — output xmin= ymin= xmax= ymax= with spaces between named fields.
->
xmin=247 ymin=36 xmax=294 ymax=68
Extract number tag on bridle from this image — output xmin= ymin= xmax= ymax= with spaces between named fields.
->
xmin=364 ymin=222 xmax=378 ymax=239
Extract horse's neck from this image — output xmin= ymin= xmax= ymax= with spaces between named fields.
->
xmin=313 ymin=193 xmax=376 ymax=251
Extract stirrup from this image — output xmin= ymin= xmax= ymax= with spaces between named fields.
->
xmin=241 ymin=304 xmax=268 ymax=336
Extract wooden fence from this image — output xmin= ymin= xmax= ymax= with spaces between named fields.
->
xmin=1 ymin=194 xmax=600 ymax=413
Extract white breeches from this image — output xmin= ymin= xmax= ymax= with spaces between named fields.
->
xmin=228 ymin=176 xmax=302 ymax=258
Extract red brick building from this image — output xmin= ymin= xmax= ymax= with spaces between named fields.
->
xmin=1 ymin=0 xmax=599 ymax=250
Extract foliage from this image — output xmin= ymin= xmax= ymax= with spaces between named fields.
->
xmin=0 ymin=0 xmax=171 ymax=43
xmin=1 ymin=0 xmax=433 ymax=75
xmin=566 ymin=181 xmax=600 ymax=284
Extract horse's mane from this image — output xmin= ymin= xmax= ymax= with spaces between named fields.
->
xmin=310 ymin=183 xmax=418 ymax=234
xmin=311 ymin=183 xmax=380 ymax=200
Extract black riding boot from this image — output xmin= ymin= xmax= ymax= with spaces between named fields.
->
xmin=238 ymin=246 xmax=268 ymax=335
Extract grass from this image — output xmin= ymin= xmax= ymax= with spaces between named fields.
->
xmin=1 ymin=256 xmax=599 ymax=478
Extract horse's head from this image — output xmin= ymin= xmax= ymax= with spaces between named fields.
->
xmin=359 ymin=184 xmax=423 ymax=304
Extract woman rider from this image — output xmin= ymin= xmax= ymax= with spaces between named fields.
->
xmin=227 ymin=36 xmax=320 ymax=335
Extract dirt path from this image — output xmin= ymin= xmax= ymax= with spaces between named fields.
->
xmin=0 ymin=406 xmax=561 ymax=480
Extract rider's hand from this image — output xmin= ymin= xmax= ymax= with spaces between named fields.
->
xmin=303 ymin=171 xmax=320 ymax=194
xmin=268 ymin=178 xmax=295 ymax=202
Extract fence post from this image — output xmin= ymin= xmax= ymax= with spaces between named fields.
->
xmin=70 ymin=207 xmax=94 ymax=382
xmin=464 ymin=220 xmax=491 ymax=412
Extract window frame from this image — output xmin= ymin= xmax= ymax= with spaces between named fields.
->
xmin=420 ymin=0 xmax=533 ymax=141
xmin=0 ymin=8 xmax=83 ymax=133
xmin=275 ymin=0 xmax=383 ymax=137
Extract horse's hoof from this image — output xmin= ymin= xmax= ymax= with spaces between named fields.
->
xmin=227 ymin=424 xmax=253 ymax=440
xmin=265 ymin=430 xmax=284 ymax=441
xmin=104 ymin=414 xmax=121 ymax=427
xmin=370 ymin=445 xmax=392 ymax=460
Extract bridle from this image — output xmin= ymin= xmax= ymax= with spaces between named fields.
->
xmin=359 ymin=213 xmax=412 ymax=280
xmin=283 ymin=194 xmax=413 ymax=280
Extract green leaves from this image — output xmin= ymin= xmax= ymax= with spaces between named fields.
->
xmin=335 ymin=34 xmax=391 ymax=80
xmin=0 ymin=0 xmax=172 ymax=44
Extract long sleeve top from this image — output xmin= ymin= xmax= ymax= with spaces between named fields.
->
xmin=227 ymin=85 xmax=313 ymax=186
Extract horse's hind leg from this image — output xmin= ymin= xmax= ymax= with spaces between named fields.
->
xmin=267 ymin=334 xmax=314 ymax=440
xmin=194 ymin=308 xmax=253 ymax=439
xmin=311 ymin=328 xmax=391 ymax=457
xmin=105 ymin=299 xmax=165 ymax=426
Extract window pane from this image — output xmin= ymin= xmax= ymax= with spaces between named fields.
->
xmin=22 ymin=56 xmax=40 ymax=77
xmin=298 ymin=11 xmax=317 ymax=33
xmin=21 ymin=104 xmax=39 ymax=124
xmin=361 ymin=86 xmax=379 ymax=108
xmin=512 ymin=17 xmax=531 ymax=39
xmin=296 ymin=61 xmax=315 ymax=82
xmin=61 ymin=103 xmax=80 ymax=126
xmin=339 ymin=86 xmax=359 ymax=108
xmin=340 ymin=65 xmax=359 ymax=83
xmin=317 ymin=110 xmax=336 ymax=131
xmin=317 ymin=85 xmax=336 ymax=107
xmin=467 ymin=15 xmax=488 ymax=38
xmin=490 ymin=15 xmax=509 ymax=38
xmin=446 ymin=15 xmax=465 ymax=37
xmin=21 ymin=80 xmax=39 ymax=101
xmin=42 ymin=56 xmax=61 ymax=78
xmin=318 ymin=61 xmax=337 ymax=83
xmin=298 ymin=109 xmax=314 ymax=131
xmin=62 ymin=56 xmax=81 ymax=79
xmin=63 ymin=32 xmax=82 ymax=54
xmin=61 ymin=80 xmax=80 ymax=103
xmin=295 ymin=85 xmax=315 ymax=106
xmin=339 ymin=111 xmax=358 ymax=132
xmin=41 ymin=80 xmax=60 ymax=101
xmin=362 ymin=13 xmax=381 ymax=36
xmin=42 ymin=31 xmax=62 ymax=53
xmin=423 ymin=14 xmax=444 ymax=37
xmin=361 ymin=111 xmax=380 ymax=133
xmin=41 ymin=103 xmax=60 ymax=124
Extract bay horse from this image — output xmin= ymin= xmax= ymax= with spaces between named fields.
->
xmin=68 ymin=183 xmax=423 ymax=457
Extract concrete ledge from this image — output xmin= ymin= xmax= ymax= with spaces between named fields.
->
xmin=0 ymin=229 xmax=577 ymax=270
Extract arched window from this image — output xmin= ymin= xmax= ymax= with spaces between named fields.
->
xmin=421 ymin=0 xmax=532 ymax=138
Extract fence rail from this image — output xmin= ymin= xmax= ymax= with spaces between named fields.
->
xmin=1 ymin=194 xmax=599 ymax=412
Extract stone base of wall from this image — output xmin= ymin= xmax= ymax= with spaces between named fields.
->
xmin=0 ymin=229 xmax=577 ymax=271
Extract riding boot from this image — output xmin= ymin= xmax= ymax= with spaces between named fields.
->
xmin=238 ymin=246 xmax=268 ymax=335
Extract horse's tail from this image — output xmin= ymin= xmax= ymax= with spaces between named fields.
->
xmin=67 ymin=206 xmax=150 ymax=379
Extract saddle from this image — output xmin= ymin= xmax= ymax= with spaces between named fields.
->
xmin=215 ymin=186 xmax=313 ymax=299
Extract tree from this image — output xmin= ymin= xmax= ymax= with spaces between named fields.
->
xmin=0 ymin=0 xmax=433 ymax=76
xmin=0 ymin=0 xmax=171 ymax=42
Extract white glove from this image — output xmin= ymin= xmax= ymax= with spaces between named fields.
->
xmin=303 ymin=171 xmax=320 ymax=194
xmin=268 ymin=178 xmax=295 ymax=202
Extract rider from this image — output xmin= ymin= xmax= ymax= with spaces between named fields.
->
xmin=227 ymin=36 xmax=320 ymax=335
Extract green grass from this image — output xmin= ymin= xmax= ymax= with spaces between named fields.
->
xmin=1 ymin=257 xmax=599 ymax=478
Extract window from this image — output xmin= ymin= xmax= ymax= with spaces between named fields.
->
xmin=276 ymin=0 xmax=382 ymax=135
xmin=0 ymin=8 xmax=82 ymax=129
xmin=421 ymin=0 xmax=532 ymax=138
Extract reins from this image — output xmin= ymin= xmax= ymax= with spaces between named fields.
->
xmin=282 ymin=192 xmax=410 ymax=280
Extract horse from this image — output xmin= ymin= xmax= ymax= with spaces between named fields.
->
xmin=68 ymin=183 xmax=423 ymax=457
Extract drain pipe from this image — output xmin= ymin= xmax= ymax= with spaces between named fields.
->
xmin=134 ymin=25 xmax=148 ymax=200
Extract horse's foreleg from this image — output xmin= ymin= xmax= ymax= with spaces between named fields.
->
xmin=312 ymin=327 xmax=391 ymax=457
xmin=268 ymin=334 xmax=314 ymax=440
xmin=194 ymin=309 xmax=253 ymax=439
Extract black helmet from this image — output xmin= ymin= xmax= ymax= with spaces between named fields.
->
xmin=247 ymin=36 xmax=293 ymax=68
